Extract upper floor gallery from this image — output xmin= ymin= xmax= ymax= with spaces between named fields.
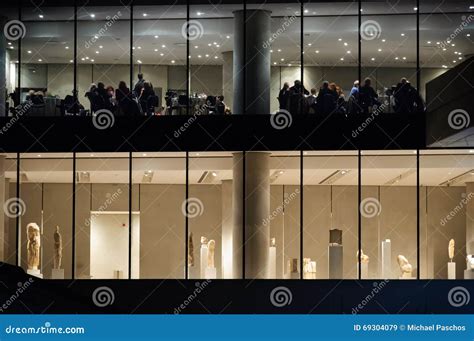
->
xmin=0 ymin=0 xmax=472 ymax=150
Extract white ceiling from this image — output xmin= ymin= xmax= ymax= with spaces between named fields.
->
xmin=6 ymin=2 xmax=473 ymax=68
xmin=5 ymin=150 xmax=474 ymax=186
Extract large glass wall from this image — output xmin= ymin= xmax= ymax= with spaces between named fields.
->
xmin=2 ymin=149 xmax=474 ymax=280
xmin=3 ymin=1 xmax=470 ymax=118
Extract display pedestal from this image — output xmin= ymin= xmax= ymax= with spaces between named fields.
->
xmin=448 ymin=262 xmax=456 ymax=280
xmin=357 ymin=262 xmax=369 ymax=279
xmin=381 ymin=240 xmax=391 ymax=279
xmin=269 ymin=246 xmax=276 ymax=279
xmin=200 ymin=245 xmax=208 ymax=279
xmin=27 ymin=269 xmax=43 ymax=279
xmin=51 ymin=269 xmax=64 ymax=279
xmin=205 ymin=267 xmax=217 ymax=279
xmin=464 ymin=269 xmax=474 ymax=279
xmin=328 ymin=244 xmax=343 ymax=279
xmin=114 ymin=270 xmax=123 ymax=279
xmin=399 ymin=273 xmax=415 ymax=280
xmin=285 ymin=271 xmax=299 ymax=279
xmin=188 ymin=266 xmax=199 ymax=279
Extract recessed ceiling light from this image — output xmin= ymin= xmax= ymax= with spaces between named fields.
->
xmin=38 ymin=14 xmax=44 ymax=19
xmin=154 ymin=35 xmax=159 ymax=39
xmin=427 ymin=41 xmax=431 ymax=44
xmin=304 ymin=9 xmax=309 ymax=14
xmin=338 ymin=38 xmax=342 ymax=41
xmin=171 ymin=60 xmax=175 ymax=64
xmin=281 ymin=58 xmax=284 ymax=61
xmin=197 ymin=12 xmax=204 ymax=16
xmin=137 ymin=46 xmax=142 ymax=49
xmin=27 ymin=50 xmax=32 ymax=54
xmin=69 ymin=59 xmax=73 ymax=63
xmin=413 ymin=7 xmax=418 ymax=11
xmin=142 ymin=13 xmax=148 ymax=17
xmin=442 ymin=65 xmax=448 ymax=68
xmin=402 ymin=57 xmax=407 ymax=60
xmin=395 ymin=57 xmax=399 ymax=60
xmin=194 ymin=45 xmax=198 ymax=49
xmin=216 ymin=44 xmax=220 ymax=48
xmin=85 ymin=56 xmax=89 ymax=60
xmin=81 ymin=58 xmax=85 ymax=61
xmin=214 ymin=56 xmax=218 ymax=59
xmin=196 ymin=153 xmax=200 ymax=156
xmin=160 ymin=53 xmax=164 ymax=56
xmin=226 ymin=35 xmax=230 ymax=39
xmin=38 ymin=59 xmax=42 ymax=62
xmin=90 ymin=14 xmax=95 ymax=18
xmin=315 ymin=50 xmax=319 ymax=53
xmin=340 ymin=57 xmax=344 ymax=61
xmin=270 ymin=49 xmax=273 ymax=53
xmin=205 ymin=54 xmax=209 ymax=57
xmin=198 ymin=55 xmax=202 ymax=58
xmin=273 ymin=62 xmax=277 ymax=65
xmin=277 ymin=49 xmax=282 ymax=52
xmin=344 ymin=42 xmax=348 ymax=46
xmin=401 ymin=33 xmax=405 ymax=36
xmin=378 ymin=48 xmax=382 ymax=52
xmin=467 ymin=34 xmax=471 ymax=37
xmin=382 ymin=39 xmax=386 ymax=43
xmin=308 ymin=43 xmax=312 ymax=46
xmin=154 ymin=48 xmax=158 ymax=52
xmin=470 ymin=6 xmax=474 ymax=10
xmin=7 ymin=42 xmax=11 ymax=45
xmin=90 ymin=59 xmax=94 ymax=62
xmin=470 ymin=150 xmax=474 ymax=153
xmin=371 ymin=57 xmax=375 ymax=61
xmin=208 ymin=43 xmax=212 ymax=46
xmin=95 ymin=51 xmax=99 ymax=54
xmin=94 ymin=35 xmax=98 ymax=39
xmin=347 ymin=50 xmax=351 ymax=54
xmin=137 ymin=60 xmax=142 ymax=64
xmin=213 ymin=42 xmax=217 ymax=45
xmin=162 ymin=45 xmax=166 ymax=48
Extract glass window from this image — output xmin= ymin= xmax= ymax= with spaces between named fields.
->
xmin=19 ymin=153 xmax=73 ymax=279
xmin=303 ymin=1 xmax=359 ymax=115
xmin=4 ymin=154 xmax=18 ymax=265
xmin=133 ymin=5 xmax=187 ymax=116
xmin=420 ymin=150 xmax=474 ymax=280
xmin=20 ymin=6 xmax=75 ymax=116
xmin=303 ymin=151 xmax=358 ymax=279
xmin=2 ymin=6 xmax=20 ymax=117
xmin=361 ymin=1 xmax=419 ymax=114
xmin=189 ymin=3 xmax=241 ymax=115
xmin=75 ymin=153 xmax=132 ymax=279
xmin=132 ymin=152 xmax=186 ymax=279
xmin=77 ymin=6 xmax=131 ymax=115
xmin=361 ymin=150 xmax=417 ymax=279
xmin=188 ymin=152 xmax=235 ymax=279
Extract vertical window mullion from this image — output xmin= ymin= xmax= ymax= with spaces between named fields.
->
xmin=72 ymin=152 xmax=76 ymax=279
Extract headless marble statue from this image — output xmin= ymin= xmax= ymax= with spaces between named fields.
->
xmin=467 ymin=255 xmax=474 ymax=270
xmin=53 ymin=226 xmax=62 ymax=270
xmin=207 ymin=239 xmax=215 ymax=269
xmin=27 ymin=223 xmax=41 ymax=270
xmin=397 ymin=255 xmax=412 ymax=278
xmin=448 ymin=239 xmax=455 ymax=262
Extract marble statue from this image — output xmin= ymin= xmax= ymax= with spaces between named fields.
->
xmin=357 ymin=250 xmax=370 ymax=264
xmin=188 ymin=233 xmax=194 ymax=267
xmin=26 ymin=223 xmax=41 ymax=270
xmin=467 ymin=255 xmax=474 ymax=270
xmin=288 ymin=258 xmax=298 ymax=273
xmin=448 ymin=239 xmax=455 ymax=262
xmin=397 ymin=255 xmax=413 ymax=278
xmin=201 ymin=236 xmax=208 ymax=245
xmin=53 ymin=226 xmax=62 ymax=270
xmin=207 ymin=239 xmax=215 ymax=269
xmin=270 ymin=238 xmax=276 ymax=247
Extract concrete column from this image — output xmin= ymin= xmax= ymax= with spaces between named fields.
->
xmin=0 ymin=156 xmax=5 ymax=261
xmin=221 ymin=180 xmax=233 ymax=278
xmin=0 ymin=17 xmax=7 ymax=116
xmin=233 ymin=152 xmax=271 ymax=278
xmin=222 ymin=51 xmax=234 ymax=111
xmin=233 ymin=10 xmax=271 ymax=115
xmin=466 ymin=183 xmax=474 ymax=255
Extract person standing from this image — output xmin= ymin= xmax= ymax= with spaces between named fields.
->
xmin=278 ymin=82 xmax=290 ymax=111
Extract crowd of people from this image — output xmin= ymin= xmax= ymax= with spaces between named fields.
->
xmin=278 ymin=77 xmax=425 ymax=116
xmin=85 ymin=73 xmax=159 ymax=116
